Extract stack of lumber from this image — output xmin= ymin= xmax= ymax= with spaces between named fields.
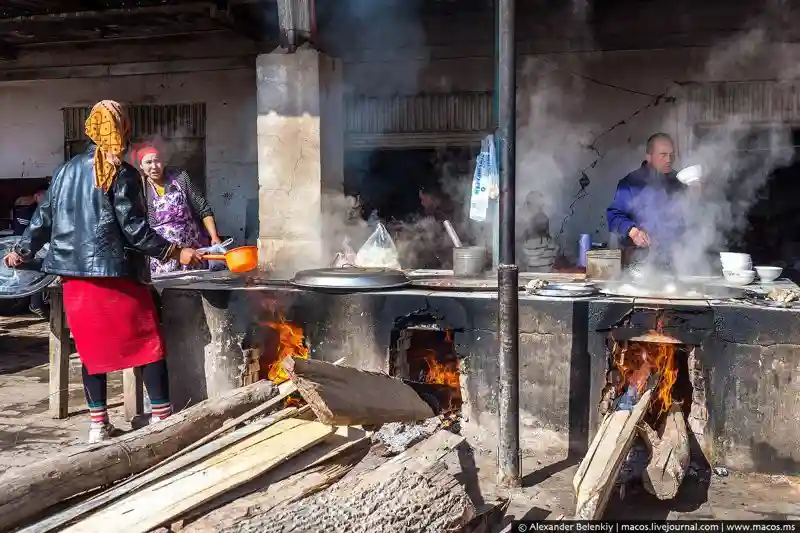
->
xmin=7 ymin=357 xmax=490 ymax=533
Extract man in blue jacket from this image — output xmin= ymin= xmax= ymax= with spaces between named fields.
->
xmin=606 ymin=133 xmax=685 ymax=263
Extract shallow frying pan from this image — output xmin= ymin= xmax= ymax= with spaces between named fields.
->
xmin=201 ymin=246 xmax=258 ymax=273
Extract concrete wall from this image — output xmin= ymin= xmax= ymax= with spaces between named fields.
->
xmin=0 ymin=34 xmax=258 ymax=242
xmin=336 ymin=0 xmax=800 ymax=256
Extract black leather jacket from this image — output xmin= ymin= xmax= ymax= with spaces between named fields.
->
xmin=14 ymin=145 xmax=174 ymax=280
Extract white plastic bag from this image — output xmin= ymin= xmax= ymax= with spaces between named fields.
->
xmin=355 ymin=223 xmax=400 ymax=269
xmin=197 ymin=238 xmax=233 ymax=271
xmin=331 ymin=236 xmax=357 ymax=268
xmin=470 ymin=134 xmax=499 ymax=222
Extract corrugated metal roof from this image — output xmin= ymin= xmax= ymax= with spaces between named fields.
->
xmin=686 ymin=81 xmax=800 ymax=123
xmin=344 ymin=91 xmax=493 ymax=149
xmin=63 ymin=103 xmax=207 ymax=141
xmin=345 ymin=92 xmax=493 ymax=134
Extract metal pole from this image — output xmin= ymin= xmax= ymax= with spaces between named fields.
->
xmin=497 ymin=0 xmax=520 ymax=488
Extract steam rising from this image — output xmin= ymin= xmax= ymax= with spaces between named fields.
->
xmin=635 ymin=27 xmax=795 ymax=279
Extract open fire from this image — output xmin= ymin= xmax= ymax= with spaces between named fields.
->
xmin=392 ymin=327 xmax=462 ymax=413
xmin=264 ymin=315 xmax=309 ymax=385
xmin=611 ymin=340 xmax=678 ymax=416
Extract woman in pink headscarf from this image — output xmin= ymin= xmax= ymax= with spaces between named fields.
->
xmin=132 ymin=144 xmax=223 ymax=275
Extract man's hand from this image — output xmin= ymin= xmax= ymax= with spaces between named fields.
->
xmin=210 ymin=236 xmax=223 ymax=246
xmin=3 ymin=252 xmax=23 ymax=268
xmin=628 ymin=227 xmax=651 ymax=247
xmin=178 ymin=248 xmax=204 ymax=267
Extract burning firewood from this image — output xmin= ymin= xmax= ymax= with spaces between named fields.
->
xmin=573 ymin=387 xmax=654 ymax=519
xmin=282 ymin=357 xmax=436 ymax=426
xmin=638 ymin=402 xmax=690 ymax=500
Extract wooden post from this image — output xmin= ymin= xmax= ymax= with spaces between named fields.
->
xmin=48 ymin=287 xmax=70 ymax=420
xmin=123 ymin=367 xmax=144 ymax=422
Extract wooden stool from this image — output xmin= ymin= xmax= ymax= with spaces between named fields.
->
xmin=48 ymin=286 xmax=144 ymax=421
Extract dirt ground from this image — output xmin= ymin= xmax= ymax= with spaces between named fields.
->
xmin=0 ymin=313 xmax=126 ymax=473
xmin=1 ymin=313 xmax=799 ymax=528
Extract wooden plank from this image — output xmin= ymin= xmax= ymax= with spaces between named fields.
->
xmin=47 ymin=288 xmax=69 ymax=420
xmin=123 ymin=367 xmax=144 ymax=422
xmin=0 ymin=380 xmax=277 ymax=532
xmin=20 ymin=407 xmax=301 ymax=533
xmin=573 ymin=404 xmax=616 ymax=493
xmin=574 ymin=388 xmax=654 ymax=520
xmin=178 ymin=435 xmax=372 ymax=532
xmin=227 ymin=430 xmax=475 ymax=533
xmin=62 ymin=418 xmax=334 ymax=533
xmin=283 ymin=356 xmax=435 ymax=426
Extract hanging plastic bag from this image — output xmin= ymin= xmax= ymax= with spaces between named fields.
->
xmin=355 ymin=222 xmax=401 ymax=269
xmin=331 ymin=236 xmax=357 ymax=268
xmin=470 ymin=134 xmax=499 ymax=222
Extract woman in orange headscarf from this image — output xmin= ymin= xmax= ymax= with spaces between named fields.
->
xmin=3 ymin=100 xmax=203 ymax=442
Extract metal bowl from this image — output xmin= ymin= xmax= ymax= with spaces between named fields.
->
xmin=291 ymin=267 xmax=410 ymax=292
xmin=0 ymin=237 xmax=57 ymax=300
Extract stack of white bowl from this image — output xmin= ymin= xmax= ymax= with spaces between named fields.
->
xmin=719 ymin=252 xmax=755 ymax=286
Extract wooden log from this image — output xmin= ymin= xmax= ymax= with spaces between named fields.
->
xmin=0 ymin=380 xmax=277 ymax=532
xmin=639 ymin=403 xmax=690 ymax=500
xmin=282 ymin=356 xmax=435 ymax=426
xmin=573 ymin=388 xmax=654 ymax=520
xmin=223 ymin=431 xmax=475 ymax=533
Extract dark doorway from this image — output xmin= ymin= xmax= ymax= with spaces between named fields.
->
xmin=344 ymin=146 xmax=477 ymax=269
xmin=742 ymin=129 xmax=800 ymax=280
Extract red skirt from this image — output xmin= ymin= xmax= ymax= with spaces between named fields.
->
xmin=62 ymin=278 xmax=165 ymax=375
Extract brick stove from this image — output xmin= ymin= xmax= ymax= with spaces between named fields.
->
xmin=589 ymin=304 xmax=715 ymax=463
xmin=159 ymin=280 xmax=800 ymax=474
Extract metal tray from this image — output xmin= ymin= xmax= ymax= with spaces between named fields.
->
xmin=291 ymin=267 xmax=410 ymax=291
xmin=531 ymin=283 xmax=599 ymax=298
xmin=533 ymin=288 xmax=598 ymax=298
xmin=597 ymin=280 xmax=747 ymax=300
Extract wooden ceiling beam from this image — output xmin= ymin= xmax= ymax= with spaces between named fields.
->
xmin=0 ymin=2 xmax=216 ymax=29
xmin=209 ymin=1 xmax=268 ymax=43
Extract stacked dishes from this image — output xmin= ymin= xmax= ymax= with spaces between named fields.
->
xmin=719 ymin=253 xmax=755 ymax=286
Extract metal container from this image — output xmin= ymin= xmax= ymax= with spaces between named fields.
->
xmin=586 ymin=249 xmax=622 ymax=280
xmin=577 ymin=234 xmax=591 ymax=267
xmin=453 ymin=246 xmax=487 ymax=276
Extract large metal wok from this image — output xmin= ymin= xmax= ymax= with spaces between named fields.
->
xmin=597 ymin=277 xmax=747 ymax=300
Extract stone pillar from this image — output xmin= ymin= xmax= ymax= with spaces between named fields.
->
xmin=256 ymin=45 xmax=344 ymax=276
